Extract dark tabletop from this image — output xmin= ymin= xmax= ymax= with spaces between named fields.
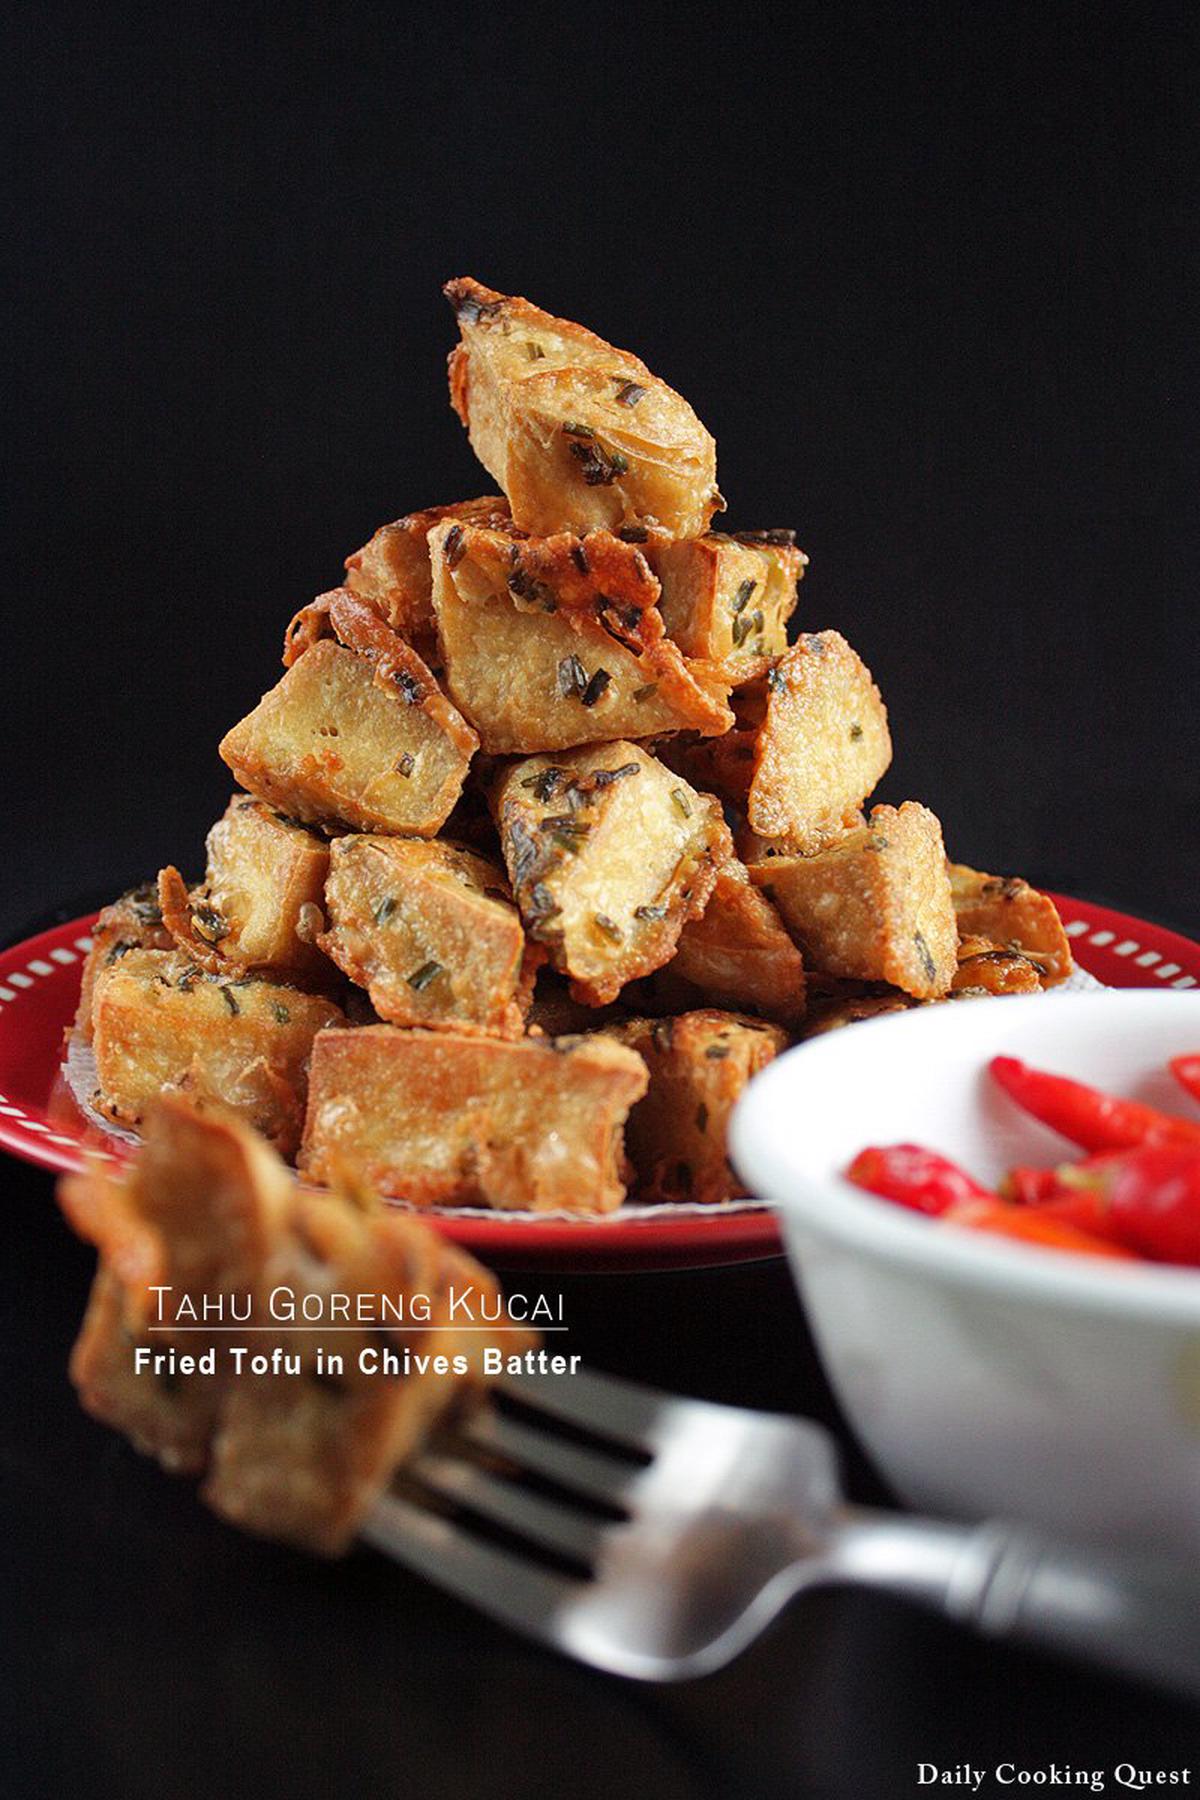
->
xmin=6 ymin=1151 xmax=1200 ymax=1800
xmin=5 ymin=4 xmax=1200 ymax=1796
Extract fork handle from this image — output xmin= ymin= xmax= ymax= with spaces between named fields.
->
xmin=831 ymin=1511 xmax=1200 ymax=1699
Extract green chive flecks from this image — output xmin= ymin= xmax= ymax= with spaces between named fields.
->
xmin=557 ymin=653 xmax=588 ymax=698
xmin=580 ymin=668 xmax=611 ymax=707
xmin=408 ymin=960 xmax=444 ymax=991
xmin=193 ymin=905 xmax=227 ymax=943
xmin=634 ymin=901 xmax=668 ymax=922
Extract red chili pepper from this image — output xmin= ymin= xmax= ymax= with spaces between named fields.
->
xmin=1170 ymin=1055 xmax=1200 ymax=1105
xmin=1034 ymin=1192 xmax=1113 ymax=1240
xmin=1002 ymin=1165 xmax=1061 ymax=1205
xmin=989 ymin=1056 xmax=1200 ymax=1153
xmin=1052 ymin=1146 xmax=1200 ymax=1267
xmin=1004 ymin=1150 xmax=1129 ymax=1208
xmin=845 ymin=1144 xmax=993 ymax=1216
xmin=943 ymin=1198 xmax=1136 ymax=1260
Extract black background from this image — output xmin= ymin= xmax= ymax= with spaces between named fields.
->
xmin=4 ymin=5 xmax=1200 ymax=1798
xmin=6 ymin=2 xmax=1198 ymax=943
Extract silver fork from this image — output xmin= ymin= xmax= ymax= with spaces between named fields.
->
xmin=363 ymin=1366 xmax=1200 ymax=1697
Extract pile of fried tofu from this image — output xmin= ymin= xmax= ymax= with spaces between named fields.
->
xmin=74 ymin=278 xmax=1073 ymax=1215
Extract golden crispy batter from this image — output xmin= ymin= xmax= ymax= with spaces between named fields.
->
xmin=951 ymin=933 xmax=1044 ymax=996
xmin=722 ymin=632 xmax=893 ymax=845
xmin=492 ymin=741 xmax=732 ymax=1006
xmin=203 ymin=797 xmax=331 ymax=973
xmin=157 ymin=796 xmax=332 ymax=984
xmin=751 ymin=803 xmax=958 ymax=1000
xmin=319 ymin=835 xmax=539 ymax=1037
xmin=90 ymin=947 xmax=345 ymax=1156
xmin=453 ymin=517 xmax=665 ymax=631
xmin=69 ymin=1269 xmax=226 ymax=1474
xmin=606 ymin=1011 xmax=788 ymax=1205
xmin=948 ymin=863 xmax=1074 ymax=987
xmin=635 ymin=858 xmax=807 ymax=1025
xmin=428 ymin=519 xmax=732 ymax=753
xmin=221 ymin=592 xmax=477 ymax=837
xmin=445 ymin=277 xmax=721 ymax=538
xmin=59 ymin=1097 xmax=532 ymax=1551
xmin=205 ymin=1186 xmax=533 ymax=1554
xmin=299 ymin=1024 xmax=648 ymax=1213
xmin=633 ymin=860 xmax=813 ymax=1029
xmin=283 ymin=589 xmax=480 ymax=759
xmin=59 ymin=1099 xmax=295 ymax=1472
xmin=74 ymin=883 xmax=174 ymax=1037
xmin=157 ymin=866 xmax=214 ymax=965
xmin=645 ymin=531 xmax=806 ymax=673
xmin=344 ymin=496 xmax=510 ymax=649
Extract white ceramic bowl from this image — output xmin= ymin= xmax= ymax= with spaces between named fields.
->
xmin=731 ymin=989 xmax=1200 ymax=1555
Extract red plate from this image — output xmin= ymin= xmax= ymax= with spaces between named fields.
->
xmin=2 ymin=899 xmax=1197 ymax=1271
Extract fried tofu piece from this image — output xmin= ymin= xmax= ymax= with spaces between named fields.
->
xmin=300 ymin=1025 xmax=648 ymax=1214
xmin=90 ymin=948 xmax=344 ymax=1155
xmin=607 ymin=1011 xmax=788 ymax=1205
xmin=74 ymin=883 xmax=174 ymax=1036
xmin=674 ymin=633 xmax=890 ymax=846
xmin=948 ymin=864 xmax=1074 ymax=987
xmin=319 ymin=835 xmax=538 ymax=1037
xmin=220 ymin=591 xmax=477 ymax=836
xmin=445 ymin=277 xmax=721 ymax=539
xmin=751 ymin=803 xmax=958 ymax=999
xmin=59 ymin=1097 xmax=531 ymax=1552
xmin=725 ymin=632 xmax=892 ymax=844
xmin=344 ymin=496 xmax=510 ymax=651
xmin=158 ymin=795 xmax=332 ymax=983
xmin=68 ymin=1269 xmax=226 ymax=1474
xmin=205 ymin=1185 xmax=532 ymax=1554
xmin=645 ymin=530 xmax=806 ymax=674
xmin=950 ymin=934 xmax=1044 ymax=997
xmin=492 ymin=742 xmax=732 ymax=1006
xmin=58 ymin=1098 xmax=294 ymax=1472
xmin=638 ymin=859 xmax=807 ymax=1025
xmin=428 ymin=518 xmax=732 ymax=753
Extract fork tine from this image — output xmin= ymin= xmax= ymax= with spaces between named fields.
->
xmin=412 ymin=1452 xmax=607 ymax=1565
xmin=362 ymin=1489 xmax=584 ymax=1640
xmin=499 ymin=1365 xmax=678 ymax=1453
xmin=454 ymin=1408 xmax=641 ymax=1510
